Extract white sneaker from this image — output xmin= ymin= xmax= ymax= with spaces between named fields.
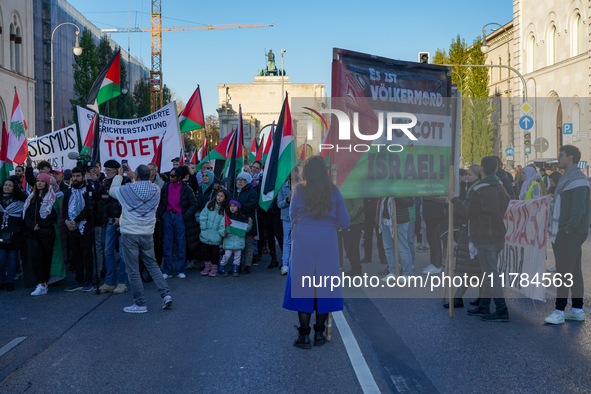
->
xmin=123 ymin=304 xmax=148 ymax=314
xmin=162 ymin=274 xmax=171 ymax=279
xmin=31 ymin=284 xmax=48 ymax=296
xmin=547 ymin=266 xmax=556 ymax=272
xmin=423 ymin=265 xmax=442 ymax=275
xmin=544 ymin=310 xmax=565 ymax=325
xmin=162 ymin=295 xmax=173 ymax=309
xmin=281 ymin=266 xmax=289 ymax=275
xmin=178 ymin=273 xmax=186 ymax=279
xmin=564 ymin=310 xmax=585 ymax=321
xmin=380 ymin=273 xmax=397 ymax=282
xmin=422 ymin=264 xmax=435 ymax=274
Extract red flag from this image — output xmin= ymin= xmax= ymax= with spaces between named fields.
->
xmin=151 ymin=137 xmax=163 ymax=170
xmin=62 ymin=117 xmax=66 ymax=129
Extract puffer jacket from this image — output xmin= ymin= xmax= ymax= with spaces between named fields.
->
xmin=223 ymin=212 xmax=253 ymax=250
xmin=454 ymin=223 xmax=481 ymax=276
xmin=277 ymin=181 xmax=291 ymax=222
xmin=199 ymin=204 xmax=225 ymax=245
xmin=235 ymin=183 xmax=258 ymax=236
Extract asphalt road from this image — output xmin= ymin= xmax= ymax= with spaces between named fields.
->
xmin=2 ymin=232 xmax=591 ymax=394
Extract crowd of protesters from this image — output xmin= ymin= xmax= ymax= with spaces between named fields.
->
xmin=1 ymin=145 xmax=589 ymax=332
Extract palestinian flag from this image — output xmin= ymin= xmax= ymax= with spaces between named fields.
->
xmin=248 ymin=135 xmax=258 ymax=164
xmin=298 ymin=136 xmax=307 ymax=164
xmin=7 ymin=88 xmax=28 ymax=165
xmin=259 ymin=94 xmax=296 ymax=211
xmin=262 ymin=123 xmax=274 ymax=165
xmin=189 ymin=149 xmax=197 ymax=164
xmin=318 ymin=126 xmax=331 ymax=166
xmin=197 ymin=138 xmax=207 ymax=162
xmin=197 ymin=129 xmax=235 ymax=169
xmin=80 ymin=113 xmax=97 ymax=155
xmin=224 ymin=106 xmax=244 ymax=190
xmin=254 ymin=134 xmax=264 ymax=163
xmin=224 ymin=211 xmax=249 ymax=237
xmin=0 ymin=121 xmax=13 ymax=184
xmin=86 ymin=49 xmax=121 ymax=113
xmin=179 ymin=85 xmax=206 ymax=133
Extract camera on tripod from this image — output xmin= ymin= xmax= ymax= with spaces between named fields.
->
xmin=67 ymin=152 xmax=95 ymax=174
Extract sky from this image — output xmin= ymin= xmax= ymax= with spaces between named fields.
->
xmin=68 ymin=0 xmax=514 ymax=117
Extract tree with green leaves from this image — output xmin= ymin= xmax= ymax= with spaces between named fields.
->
xmin=433 ymin=35 xmax=495 ymax=164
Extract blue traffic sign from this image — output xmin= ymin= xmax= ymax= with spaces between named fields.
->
xmin=505 ymin=147 xmax=514 ymax=156
xmin=563 ymin=123 xmax=573 ymax=134
xmin=519 ymin=116 xmax=534 ymax=130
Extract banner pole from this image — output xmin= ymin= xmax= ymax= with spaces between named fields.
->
xmin=448 ymin=165 xmax=455 ymax=318
xmin=392 ymin=199 xmax=400 ymax=277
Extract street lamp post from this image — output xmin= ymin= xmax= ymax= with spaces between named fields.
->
xmin=281 ymin=49 xmax=286 ymax=99
xmin=51 ymin=23 xmax=83 ymax=133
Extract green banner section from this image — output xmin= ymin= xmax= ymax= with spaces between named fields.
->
xmin=339 ymin=146 xmax=451 ymax=198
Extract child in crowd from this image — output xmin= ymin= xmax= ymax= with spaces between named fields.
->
xmin=200 ymin=188 xmax=228 ymax=277
xmin=219 ymin=200 xmax=252 ymax=277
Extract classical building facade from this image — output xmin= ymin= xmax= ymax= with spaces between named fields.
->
xmin=483 ymin=0 xmax=588 ymax=168
xmin=32 ymin=0 xmax=149 ymax=136
xmin=217 ymin=73 xmax=325 ymax=161
xmin=0 ymin=0 xmax=36 ymax=138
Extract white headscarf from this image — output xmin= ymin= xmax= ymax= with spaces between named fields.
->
xmin=519 ymin=166 xmax=538 ymax=200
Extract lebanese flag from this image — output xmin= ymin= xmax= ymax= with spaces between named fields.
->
xmin=80 ymin=113 xmax=97 ymax=155
xmin=262 ymin=123 xmax=274 ymax=165
xmin=224 ymin=211 xmax=249 ymax=237
xmin=86 ymin=49 xmax=121 ymax=113
xmin=179 ymin=85 xmax=206 ymax=133
xmin=298 ymin=136 xmax=307 ymax=164
xmin=248 ymin=135 xmax=258 ymax=164
xmin=7 ymin=88 xmax=28 ymax=165
xmin=0 ymin=121 xmax=13 ymax=184
xmin=259 ymin=94 xmax=296 ymax=211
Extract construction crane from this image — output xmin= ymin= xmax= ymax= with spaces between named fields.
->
xmin=102 ymin=0 xmax=273 ymax=112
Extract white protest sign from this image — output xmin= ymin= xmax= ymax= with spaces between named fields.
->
xmin=27 ymin=125 xmax=79 ymax=169
xmin=498 ymin=196 xmax=550 ymax=301
xmin=78 ymin=102 xmax=182 ymax=173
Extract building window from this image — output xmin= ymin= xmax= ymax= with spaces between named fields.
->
xmin=15 ymin=27 xmax=21 ymax=74
xmin=572 ymin=13 xmax=583 ymax=56
xmin=548 ymin=25 xmax=557 ymax=66
xmin=527 ymin=35 xmax=536 ymax=73
xmin=10 ymin=24 xmax=15 ymax=71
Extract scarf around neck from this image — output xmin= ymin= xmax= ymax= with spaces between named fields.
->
xmin=68 ymin=186 xmax=87 ymax=234
xmin=118 ymin=180 xmax=160 ymax=220
xmin=0 ymin=195 xmax=24 ymax=229
xmin=23 ymin=186 xmax=56 ymax=220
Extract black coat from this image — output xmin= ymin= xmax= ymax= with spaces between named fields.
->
xmin=157 ymin=182 xmax=200 ymax=251
xmin=235 ymin=183 xmax=258 ymax=236
xmin=496 ymin=169 xmax=516 ymax=199
xmin=100 ymin=176 xmax=130 ymax=221
xmin=63 ymin=184 xmax=100 ymax=229
xmin=422 ymin=198 xmax=446 ymax=223
xmin=24 ymin=199 xmax=58 ymax=238
xmin=196 ymin=182 xmax=216 ymax=212
xmin=454 ymin=224 xmax=481 ymax=276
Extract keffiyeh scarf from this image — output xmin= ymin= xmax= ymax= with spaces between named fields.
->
xmin=68 ymin=187 xmax=87 ymax=234
xmin=548 ymin=165 xmax=590 ymax=243
xmin=0 ymin=197 xmax=24 ymax=229
xmin=23 ymin=186 xmax=56 ymax=220
xmin=118 ymin=180 xmax=160 ymax=220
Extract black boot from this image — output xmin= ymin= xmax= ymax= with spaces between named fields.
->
xmin=467 ymin=306 xmax=490 ymax=316
xmin=313 ymin=324 xmax=327 ymax=346
xmin=294 ymin=326 xmax=311 ymax=349
xmin=469 ymin=298 xmax=481 ymax=306
xmin=443 ymin=298 xmax=464 ymax=309
xmin=268 ymin=253 xmax=279 ymax=269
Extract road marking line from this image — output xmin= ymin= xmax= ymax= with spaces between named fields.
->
xmin=0 ymin=337 xmax=26 ymax=358
xmin=545 ymin=290 xmax=591 ymax=315
xmin=333 ymin=311 xmax=381 ymax=394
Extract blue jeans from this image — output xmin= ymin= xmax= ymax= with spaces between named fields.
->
xmin=381 ymin=222 xmax=413 ymax=276
xmin=282 ymin=220 xmax=291 ymax=267
xmin=105 ymin=224 xmax=127 ymax=285
xmin=163 ymin=212 xmax=186 ymax=275
xmin=0 ymin=249 xmax=17 ymax=283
